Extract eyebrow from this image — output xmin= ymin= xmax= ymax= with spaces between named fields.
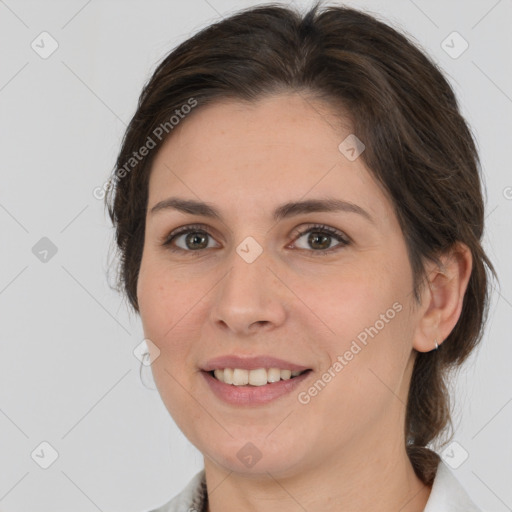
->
xmin=149 ymin=197 xmax=374 ymax=224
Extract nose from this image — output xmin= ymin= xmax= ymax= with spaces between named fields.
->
xmin=209 ymin=248 xmax=288 ymax=336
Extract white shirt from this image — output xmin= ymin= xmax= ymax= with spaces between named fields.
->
xmin=148 ymin=460 xmax=482 ymax=511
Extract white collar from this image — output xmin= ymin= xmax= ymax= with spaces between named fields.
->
xmin=424 ymin=461 xmax=481 ymax=511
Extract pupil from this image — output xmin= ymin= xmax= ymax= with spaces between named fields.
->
xmin=309 ymin=232 xmax=330 ymax=250
xmin=187 ymin=232 xmax=208 ymax=249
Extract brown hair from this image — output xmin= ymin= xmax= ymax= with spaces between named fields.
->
xmin=105 ymin=2 xmax=496 ymax=486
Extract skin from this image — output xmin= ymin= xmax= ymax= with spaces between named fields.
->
xmin=136 ymin=92 xmax=472 ymax=512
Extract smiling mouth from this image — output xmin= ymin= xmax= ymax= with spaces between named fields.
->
xmin=208 ymin=368 xmax=311 ymax=386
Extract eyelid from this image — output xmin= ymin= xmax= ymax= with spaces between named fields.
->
xmin=288 ymin=223 xmax=351 ymax=254
xmin=290 ymin=223 xmax=351 ymax=244
xmin=160 ymin=223 xmax=213 ymax=244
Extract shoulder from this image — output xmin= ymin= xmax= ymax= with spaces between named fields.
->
xmin=145 ymin=469 xmax=207 ymax=512
xmin=424 ymin=461 xmax=483 ymax=511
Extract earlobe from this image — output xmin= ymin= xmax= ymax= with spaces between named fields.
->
xmin=412 ymin=243 xmax=473 ymax=353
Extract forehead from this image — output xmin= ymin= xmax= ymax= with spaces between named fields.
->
xmin=153 ymin=93 xmax=349 ymax=169
xmin=147 ymin=93 xmax=392 ymax=224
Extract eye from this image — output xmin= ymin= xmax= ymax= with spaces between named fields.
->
xmin=161 ymin=223 xmax=219 ymax=252
xmin=161 ymin=223 xmax=350 ymax=255
xmin=290 ymin=224 xmax=350 ymax=255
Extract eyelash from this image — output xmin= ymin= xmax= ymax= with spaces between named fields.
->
xmin=161 ymin=223 xmax=351 ymax=256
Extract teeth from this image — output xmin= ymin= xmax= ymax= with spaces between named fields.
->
xmin=233 ymin=368 xmax=249 ymax=386
xmin=223 ymin=368 xmax=234 ymax=385
xmin=213 ymin=369 xmax=224 ymax=383
xmin=211 ymin=367 xmax=307 ymax=386
xmin=267 ymin=368 xmax=281 ymax=383
xmin=248 ymin=368 xmax=267 ymax=386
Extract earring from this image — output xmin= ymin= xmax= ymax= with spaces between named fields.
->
xmin=434 ymin=338 xmax=439 ymax=350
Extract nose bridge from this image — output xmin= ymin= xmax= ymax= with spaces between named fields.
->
xmin=210 ymin=242 xmax=286 ymax=333
xmin=231 ymin=245 xmax=270 ymax=294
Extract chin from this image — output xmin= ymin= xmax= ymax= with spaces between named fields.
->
xmin=200 ymin=434 xmax=308 ymax=478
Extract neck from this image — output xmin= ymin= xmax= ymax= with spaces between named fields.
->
xmin=203 ymin=438 xmax=432 ymax=512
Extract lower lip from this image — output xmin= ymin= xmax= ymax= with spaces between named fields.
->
xmin=201 ymin=370 xmax=312 ymax=406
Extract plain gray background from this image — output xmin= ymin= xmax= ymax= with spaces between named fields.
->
xmin=0 ymin=0 xmax=511 ymax=510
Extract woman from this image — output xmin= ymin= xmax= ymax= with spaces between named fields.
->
xmin=105 ymin=2 xmax=495 ymax=511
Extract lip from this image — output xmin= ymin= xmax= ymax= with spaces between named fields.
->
xmin=201 ymin=369 xmax=312 ymax=406
xmin=201 ymin=355 xmax=310 ymax=372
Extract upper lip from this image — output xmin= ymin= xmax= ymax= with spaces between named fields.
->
xmin=201 ymin=355 xmax=310 ymax=372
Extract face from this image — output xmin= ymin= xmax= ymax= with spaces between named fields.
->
xmin=137 ymin=93 xmax=423 ymax=478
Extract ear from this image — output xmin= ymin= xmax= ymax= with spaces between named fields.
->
xmin=413 ymin=242 xmax=473 ymax=353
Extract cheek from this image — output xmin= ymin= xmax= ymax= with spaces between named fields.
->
xmin=313 ymin=254 xmax=414 ymax=405
xmin=137 ymin=266 xmax=170 ymax=342
xmin=304 ymin=256 xmax=409 ymax=340
xmin=137 ymin=258 xmax=202 ymax=355
xmin=138 ymin=246 xmax=181 ymax=309
xmin=307 ymin=248 xmax=414 ymax=385
xmin=137 ymin=262 xmax=207 ymax=426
